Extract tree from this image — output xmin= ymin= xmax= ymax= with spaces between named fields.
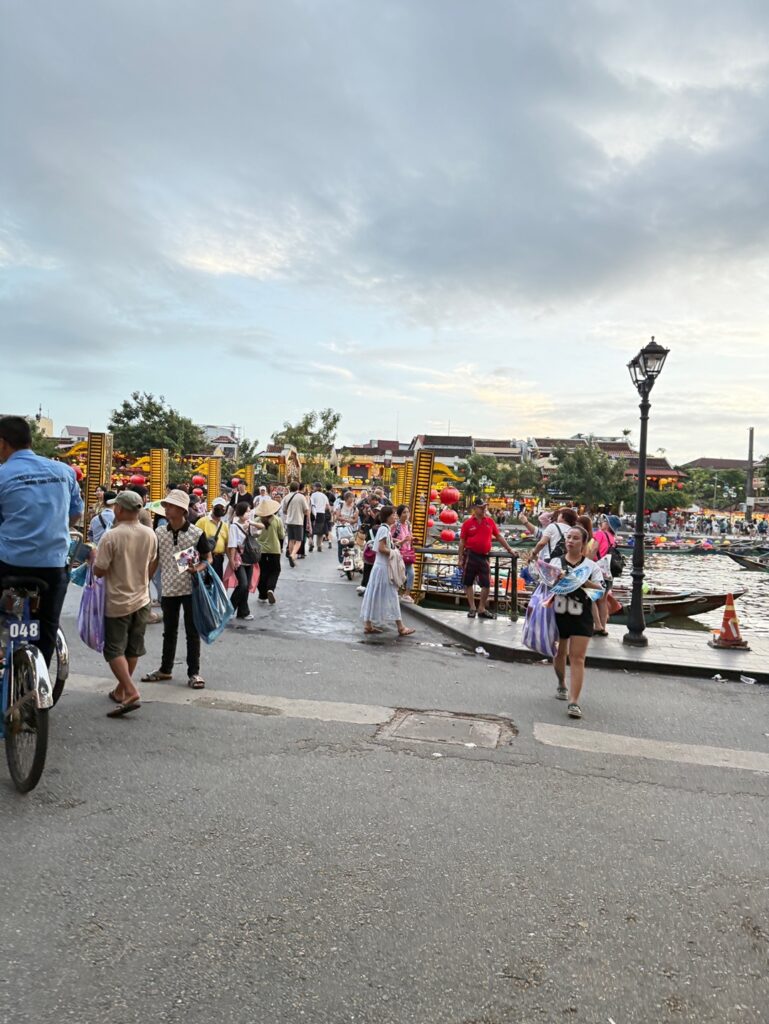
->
xmin=497 ymin=462 xmax=543 ymax=498
xmin=681 ymin=468 xmax=745 ymax=509
xmin=108 ymin=392 xmax=206 ymax=459
xmin=457 ymin=454 xmax=499 ymax=500
xmin=271 ymin=409 xmax=341 ymax=458
xmin=29 ymin=420 xmax=58 ymax=459
xmin=550 ymin=444 xmax=632 ymax=509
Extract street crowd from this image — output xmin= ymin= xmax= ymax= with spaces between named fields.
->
xmin=1 ymin=414 xmax=623 ymax=725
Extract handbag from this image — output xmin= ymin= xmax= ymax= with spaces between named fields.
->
xmin=77 ymin=565 xmax=106 ymax=653
xmin=388 ymin=548 xmax=406 ymax=588
xmin=191 ymin=564 xmax=235 ymax=643
xmin=521 ymin=583 xmax=558 ymax=658
xmin=401 ymin=546 xmax=416 ymax=566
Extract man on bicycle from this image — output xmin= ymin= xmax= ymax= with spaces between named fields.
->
xmin=0 ymin=416 xmax=84 ymax=666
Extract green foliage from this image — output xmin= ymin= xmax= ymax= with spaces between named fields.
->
xmin=457 ymin=454 xmax=499 ymax=500
xmin=550 ymin=444 xmax=632 ymax=509
xmin=497 ymin=462 xmax=543 ymax=498
xmin=271 ymin=409 xmax=341 ymax=457
xmin=108 ymin=392 xmax=206 ymax=459
xmin=29 ymin=421 xmax=58 ymax=459
xmin=680 ymin=467 xmax=745 ymax=509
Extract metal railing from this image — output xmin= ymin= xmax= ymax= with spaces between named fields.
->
xmin=413 ymin=546 xmax=519 ymax=620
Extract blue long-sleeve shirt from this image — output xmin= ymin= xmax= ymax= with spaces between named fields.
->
xmin=0 ymin=449 xmax=84 ymax=567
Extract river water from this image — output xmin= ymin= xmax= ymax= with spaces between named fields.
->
xmin=640 ymin=552 xmax=769 ymax=636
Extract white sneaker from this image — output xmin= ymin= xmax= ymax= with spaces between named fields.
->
xmin=356 ymin=586 xmax=366 ymax=596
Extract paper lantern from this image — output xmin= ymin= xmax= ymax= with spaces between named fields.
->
xmin=677 ymin=483 xmax=684 ymax=490
xmin=192 ymin=474 xmax=206 ymax=487
xmin=440 ymin=529 xmax=456 ymax=542
xmin=192 ymin=487 xmax=203 ymax=497
xmin=427 ymin=519 xmax=435 ymax=528
xmin=130 ymin=474 xmax=146 ymax=485
xmin=428 ymin=504 xmax=437 ymax=515
xmin=440 ymin=486 xmax=460 ymax=505
xmin=439 ymin=508 xmax=458 ymax=524
xmin=430 ymin=488 xmax=439 ymax=501
xmin=231 ymin=477 xmax=240 ymax=486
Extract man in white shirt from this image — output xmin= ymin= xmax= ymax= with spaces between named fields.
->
xmin=280 ymin=482 xmax=311 ymax=567
xmin=88 ymin=491 xmax=117 ymax=543
xmin=308 ymin=483 xmax=329 ymax=553
xmin=252 ymin=485 xmax=271 ymax=514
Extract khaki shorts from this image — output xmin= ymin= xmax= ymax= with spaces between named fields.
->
xmin=103 ymin=604 xmax=150 ymax=662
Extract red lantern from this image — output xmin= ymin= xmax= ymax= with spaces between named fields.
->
xmin=192 ymin=487 xmax=203 ymax=497
xmin=130 ymin=474 xmax=146 ymax=486
xmin=677 ymin=483 xmax=684 ymax=490
xmin=440 ymin=529 xmax=456 ymax=542
xmin=439 ymin=508 xmax=458 ymax=524
xmin=427 ymin=518 xmax=435 ymax=528
xmin=430 ymin=488 xmax=439 ymax=501
xmin=428 ymin=504 xmax=437 ymax=515
xmin=440 ymin=486 xmax=460 ymax=505
xmin=231 ymin=477 xmax=240 ymax=486
xmin=192 ymin=474 xmax=206 ymax=487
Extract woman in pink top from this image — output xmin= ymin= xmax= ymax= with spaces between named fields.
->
xmin=392 ymin=504 xmax=415 ymax=602
xmin=592 ymin=514 xmax=617 ymax=636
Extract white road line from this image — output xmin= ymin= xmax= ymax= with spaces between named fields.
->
xmin=67 ymin=674 xmax=393 ymax=726
xmin=534 ymin=722 xmax=769 ymax=775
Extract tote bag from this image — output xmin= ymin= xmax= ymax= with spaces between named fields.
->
xmin=521 ymin=584 xmax=558 ymax=659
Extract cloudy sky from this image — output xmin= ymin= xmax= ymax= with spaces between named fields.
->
xmin=2 ymin=0 xmax=768 ymax=463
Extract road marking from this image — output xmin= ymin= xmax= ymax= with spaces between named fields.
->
xmin=534 ymin=722 xmax=769 ymax=775
xmin=67 ymin=674 xmax=393 ymax=726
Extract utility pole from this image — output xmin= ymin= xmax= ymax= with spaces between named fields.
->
xmin=746 ymin=427 xmax=755 ymax=524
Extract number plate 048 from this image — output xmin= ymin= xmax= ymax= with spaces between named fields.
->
xmin=9 ymin=621 xmax=40 ymax=641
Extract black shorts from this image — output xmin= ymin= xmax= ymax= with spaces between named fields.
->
xmin=462 ymin=552 xmax=490 ymax=588
xmin=553 ymin=591 xmax=594 ymax=639
xmin=286 ymin=524 xmax=304 ymax=542
xmin=312 ymin=515 xmax=326 ymax=537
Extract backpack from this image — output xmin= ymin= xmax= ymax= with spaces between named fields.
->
xmin=545 ymin=524 xmax=567 ymax=562
xmin=609 ymin=547 xmax=625 ymax=577
xmin=241 ymin=529 xmax=262 ymax=565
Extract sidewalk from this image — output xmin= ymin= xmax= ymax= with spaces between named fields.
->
xmin=402 ymin=603 xmax=769 ymax=684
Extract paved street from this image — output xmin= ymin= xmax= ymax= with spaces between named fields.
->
xmin=2 ymin=549 xmax=768 ymax=1024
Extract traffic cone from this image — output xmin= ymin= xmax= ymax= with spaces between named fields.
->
xmin=708 ymin=594 xmax=750 ymax=650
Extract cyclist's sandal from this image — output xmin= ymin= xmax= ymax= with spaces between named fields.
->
xmin=107 ymin=698 xmax=141 ymax=718
xmin=187 ymin=675 xmax=205 ymax=689
xmin=141 ymin=670 xmax=173 ymax=682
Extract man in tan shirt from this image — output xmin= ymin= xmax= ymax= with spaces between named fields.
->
xmin=93 ymin=491 xmax=158 ymax=717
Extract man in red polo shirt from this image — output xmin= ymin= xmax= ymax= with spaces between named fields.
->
xmin=458 ymin=498 xmax=519 ymax=618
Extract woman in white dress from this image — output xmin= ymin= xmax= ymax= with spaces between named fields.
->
xmin=360 ymin=507 xmax=416 ymax=637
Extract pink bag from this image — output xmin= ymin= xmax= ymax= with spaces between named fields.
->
xmin=401 ymin=546 xmax=416 ymax=565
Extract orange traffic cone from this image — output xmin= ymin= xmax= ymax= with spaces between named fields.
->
xmin=708 ymin=594 xmax=750 ymax=650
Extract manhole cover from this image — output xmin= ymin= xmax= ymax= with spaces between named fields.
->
xmin=377 ymin=709 xmax=516 ymax=749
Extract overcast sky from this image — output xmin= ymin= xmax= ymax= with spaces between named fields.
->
xmin=2 ymin=0 xmax=768 ymax=463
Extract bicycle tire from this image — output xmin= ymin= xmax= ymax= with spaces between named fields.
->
xmin=51 ymin=629 xmax=68 ymax=706
xmin=5 ymin=648 xmax=49 ymax=793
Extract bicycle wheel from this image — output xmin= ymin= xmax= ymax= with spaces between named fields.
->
xmin=5 ymin=648 xmax=49 ymax=793
xmin=51 ymin=628 xmax=69 ymax=706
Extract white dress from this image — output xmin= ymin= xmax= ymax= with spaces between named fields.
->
xmin=360 ymin=525 xmax=402 ymax=624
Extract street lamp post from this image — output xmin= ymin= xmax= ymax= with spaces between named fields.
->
xmin=623 ymin=337 xmax=670 ymax=648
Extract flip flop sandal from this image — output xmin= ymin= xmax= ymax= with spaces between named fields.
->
xmin=108 ymin=689 xmax=122 ymax=704
xmin=187 ymin=676 xmax=206 ymax=689
xmin=364 ymin=627 xmax=383 ymax=634
xmin=141 ymin=670 xmax=173 ymax=682
xmin=398 ymin=628 xmax=416 ymax=636
xmin=107 ymin=699 xmax=141 ymax=718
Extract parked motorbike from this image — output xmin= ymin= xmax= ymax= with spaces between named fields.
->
xmin=337 ymin=526 xmax=364 ymax=580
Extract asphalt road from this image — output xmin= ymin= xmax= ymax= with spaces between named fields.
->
xmin=1 ymin=546 xmax=768 ymax=1024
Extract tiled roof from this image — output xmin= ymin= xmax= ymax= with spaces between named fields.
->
xmin=681 ymin=457 xmax=751 ymax=471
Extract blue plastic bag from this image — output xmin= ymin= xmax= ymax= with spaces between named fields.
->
xmin=77 ymin=565 xmax=105 ymax=653
xmin=191 ymin=565 xmax=235 ymax=644
xmin=521 ymin=583 xmax=558 ymax=658
xmin=70 ymin=561 xmax=90 ymax=587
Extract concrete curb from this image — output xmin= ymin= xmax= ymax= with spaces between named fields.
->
xmin=401 ymin=602 xmax=769 ymax=684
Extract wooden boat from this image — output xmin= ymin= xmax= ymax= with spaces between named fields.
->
xmin=725 ymin=552 xmax=769 ymax=572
